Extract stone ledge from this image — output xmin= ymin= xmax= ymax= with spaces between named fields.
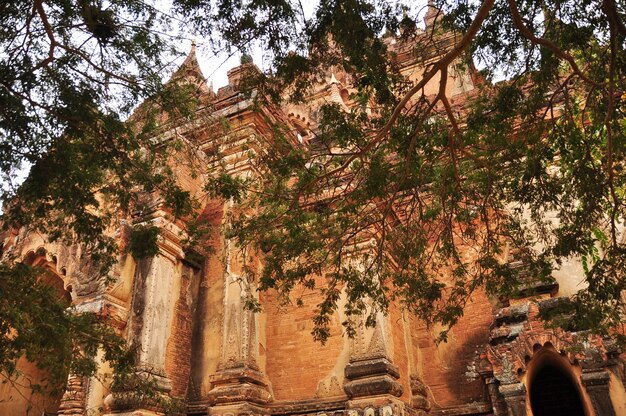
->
xmin=494 ymin=303 xmax=528 ymax=325
xmin=209 ymin=366 xmax=269 ymax=388
xmin=581 ymin=370 xmax=611 ymax=387
xmin=268 ymin=398 xmax=347 ymax=415
xmin=207 ymin=382 xmax=273 ymax=405
xmin=208 ymin=401 xmax=271 ymax=416
xmin=186 ymin=400 xmax=209 ymax=416
xmin=344 ymin=375 xmax=403 ymax=398
xmin=498 ymin=382 xmax=526 ymax=398
xmin=345 ymin=358 xmax=401 ymax=380
xmin=430 ymin=402 xmax=492 ymax=415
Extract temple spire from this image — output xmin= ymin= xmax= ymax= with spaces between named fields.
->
xmin=179 ymin=40 xmax=201 ymax=75
xmin=166 ymin=40 xmax=213 ymax=96
xmin=424 ymin=0 xmax=440 ymax=29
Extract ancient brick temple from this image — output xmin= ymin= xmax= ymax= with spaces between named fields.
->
xmin=1 ymin=5 xmax=625 ymax=416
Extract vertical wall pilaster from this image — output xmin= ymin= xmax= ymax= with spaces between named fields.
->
xmin=104 ymin=211 xmax=184 ymax=414
xmin=581 ymin=369 xmax=616 ymax=416
xmin=207 ymin=204 xmax=272 ymax=416
xmin=343 ymin=311 xmax=404 ymax=414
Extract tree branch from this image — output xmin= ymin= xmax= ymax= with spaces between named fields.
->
xmin=507 ymin=0 xmax=598 ymax=87
xmin=290 ymin=0 xmax=496 ymax=205
xmin=33 ymin=0 xmax=57 ymax=70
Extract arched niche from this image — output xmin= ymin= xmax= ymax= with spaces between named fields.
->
xmin=23 ymin=249 xmax=72 ymax=304
xmin=0 ymin=248 xmax=72 ymax=415
xmin=524 ymin=344 xmax=593 ymax=416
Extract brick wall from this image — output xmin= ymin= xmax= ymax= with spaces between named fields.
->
xmin=165 ymin=265 xmax=196 ymax=398
xmin=416 ymin=289 xmax=492 ymax=407
xmin=262 ymin=281 xmax=347 ymax=401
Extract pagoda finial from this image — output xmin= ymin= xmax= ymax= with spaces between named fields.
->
xmin=181 ymin=39 xmax=199 ymax=68
xmin=400 ymin=5 xmax=416 ymax=35
xmin=330 ymin=72 xmax=339 ymax=84
xmin=165 ymin=39 xmax=208 ymax=90
xmin=241 ymin=52 xmax=253 ymax=65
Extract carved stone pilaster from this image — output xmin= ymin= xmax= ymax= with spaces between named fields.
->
xmin=105 ymin=213 xmax=184 ymax=413
xmin=344 ymin=315 xmax=403 ymax=401
xmin=208 ymin=350 xmax=272 ymax=411
xmin=219 ymin=302 xmax=261 ymax=370
xmin=498 ymin=383 xmax=526 ymax=416
xmin=409 ymin=375 xmax=431 ymax=413
xmin=58 ymin=374 xmax=86 ymax=415
xmin=134 ymin=215 xmax=183 ymax=374
xmin=580 ymin=369 xmax=616 ymax=416
xmin=208 ymin=227 xmax=272 ymax=414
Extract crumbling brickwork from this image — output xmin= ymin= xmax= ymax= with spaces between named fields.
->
xmin=1 ymin=4 xmax=625 ymax=416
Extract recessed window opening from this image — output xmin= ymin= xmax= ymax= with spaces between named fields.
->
xmin=529 ymin=359 xmax=585 ymax=416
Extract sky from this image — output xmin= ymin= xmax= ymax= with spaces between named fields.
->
xmin=0 ymin=0 xmax=432 ymax=206
xmin=168 ymin=0 xmax=430 ymax=91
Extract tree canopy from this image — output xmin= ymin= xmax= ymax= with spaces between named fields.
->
xmin=1 ymin=0 xmax=625 ymax=400
xmin=0 ymin=0 xmax=204 ymax=398
xmin=200 ymin=0 xmax=626 ymax=343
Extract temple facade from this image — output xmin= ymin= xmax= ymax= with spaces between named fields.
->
xmin=1 ymin=6 xmax=625 ymax=416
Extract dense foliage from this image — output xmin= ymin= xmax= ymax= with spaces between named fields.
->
xmin=0 ymin=0 xmax=198 ymax=402
xmin=0 ymin=0 xmax=625 ymax=404
xmin=0 ymin=262 xmax=132 ymax=393
xmin=200 ymin=0 xmax=626 ymax=343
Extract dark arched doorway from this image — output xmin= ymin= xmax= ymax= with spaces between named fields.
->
xmin=529 ymin=363 xmax=585 ymax=416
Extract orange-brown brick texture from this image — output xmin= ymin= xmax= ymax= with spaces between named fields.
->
xmin=165 ymin=267 xmax=195 ymax=398
xmin=389 ymin=302 xmax=411 ymax=402
xmin=415 ymin=289 xmax=492 ymax=407
xmin=262 ymin=281 xmax=346 ymax=401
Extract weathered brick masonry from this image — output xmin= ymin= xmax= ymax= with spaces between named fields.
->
xmin=1 ymin=4 xmax=625 ymax=416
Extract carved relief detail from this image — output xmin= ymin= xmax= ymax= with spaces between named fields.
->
xmin=222 ymin=303 xmax=243 ymax=368
xmin=349 ymin=315 xmax=368 ymax=357
xmin=349 ymin=313 xmax=390 ymax=362
xmin=58 ymin=374 xmax=86 ymax=415
xmin=365 ymin=323 xmax=387 ymax=360
xmin=71 ymin=245 xmax=106 ymax=298
xmin=315 ymin=375 xmax=344 ymax=398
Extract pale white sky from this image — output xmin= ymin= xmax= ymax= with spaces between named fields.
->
xmin=1 ymin=0 xmax=432 ymax=204
xmin=172 ymin=0 xmax=430 ymax=91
